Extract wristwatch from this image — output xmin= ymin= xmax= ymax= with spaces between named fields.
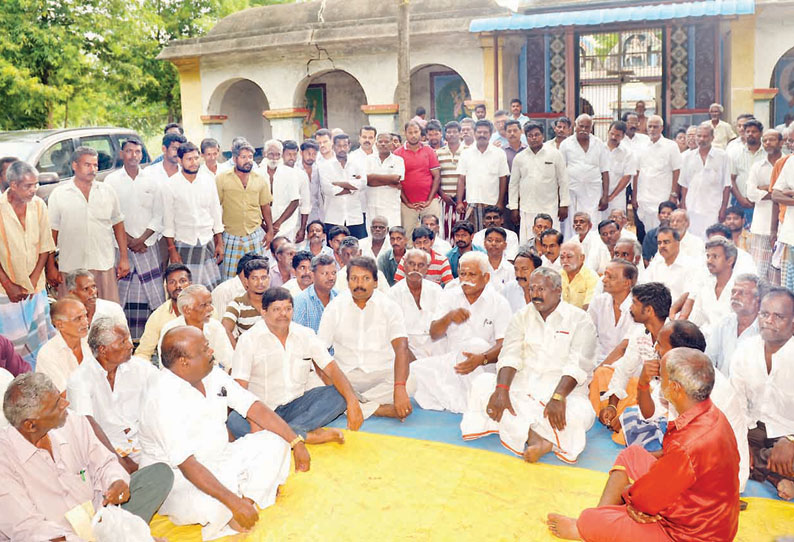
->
xmin=289 ymin=435 xmax=305 ymax=449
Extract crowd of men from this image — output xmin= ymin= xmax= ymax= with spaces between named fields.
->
xmin=0 ymin=100 xmax=793 ymax=541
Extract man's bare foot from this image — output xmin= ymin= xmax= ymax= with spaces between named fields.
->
xmin=778 ymin=479 xmax=794 ymax=501
xmin=305 ymin=428 xmax=345 ymax=445
xmin=523 ymin=430 xmax=553 ymax=463
xmin=373 ymin=404 xmax=401 ymax=419
xmin=547 ymin=513 xmax=582 ymax=540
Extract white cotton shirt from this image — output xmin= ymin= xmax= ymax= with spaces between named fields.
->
xmin=587 ymin=293 xmax=638 ymax=364
xmin=35 ymin=333 xmax=95 ymax=392
xmin=318 ymin=289 xmax=407 ymax=373
xmin=559 ymin=134 xmax=609 ymax=188
xmin=365 ymin=152 xmax=405 ymax=227
xmin=161 ymin=171 xmax=224 ymax=246
xmin=93 ymin=298 xmax=128 ymax=331
xmin=485 ymin=257 xmax=516 ymax=292
xmin=66 ymin=355 xmax=159 ymax=457
xmin=270 ymin=164 xmax=303 ymax=240
xmin=508 ymin=146 xmax=570 ymax=213
xmin=388 ymin=279 xmax=444 ymax=358
xmin=576 ymin=229 xmax=611 ymax=275
xmin=318 ymin=157 xmax=367 ymax=226
xmin=746 ymin=158 xmax=775 ymax=236
xmin=687 ymin=272 xmax=736 ymax=331
xmin=705 ymin=312 xmax=759 ymax=376
xmin=623 ymin=132 xmax=650 ymax=155
xmin=603 ymin=322 xmax=662 ymax=401
xmin=458 ymin=144 xmax=510 ymax=205
xmin=607 ymin=143 xmax=637 ymax=195
xmin=678 ymin=147 xmax=732 ymax=237
xmin=777 ymin=158 xmax=794 ymax=246
xmin=433 ymin=283 xmax=512 ymax=349
xmin=729 ymin=335 xmax=794 ymax=438
xmin=498 ymin=301 xmax=597 ymax=399
xmin=294 ymin=166 xmax=312 ymax=218
xmin=729 ymin=144 xmax=766 ymax=199
xmin=642 ymin=253 xmax=704 ymax=302
xmin=636 ymin=136 xmax=682 ymax=209
xmin=48 ymin=180 xmax=124 ymax=272
xmin=158 ymin=317 xmax=234 ymax=372
xmin=104 ymin=167 xmax=162 ymax=246
xmin=211 ymin=275 xmax=246 ymax=317
xmin=473 ymin=228 xmax=520 ymax=261
xmin=232 ymin=321 xmax=333 ymax=410
xmin=501 ymin=281 xmax=528 ymax=314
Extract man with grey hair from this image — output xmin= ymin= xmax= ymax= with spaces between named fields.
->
xmin=560 ymin=241 xmax=599 ymax=310
xmin=293 ymin=253 xmax=338 ymax=333
xmin=708 ymin=102 xmax=737 ymax=149
xmin=36 ymin=298 xmax=93 ymax=391
xmin=705 ymin=273 xmax=760 ymax=376
xmin=215 ymin=140 xmax=275 ymax=279
xmin=462 ymin=266 xmax=598 ymax=464
xmin=67 ymin=318 xmax=159 ymax=468
xmin=158 ymin=284 xmax=233 ymax=371
xmin=64 ymin=268 xmax=127 ymax=331
xmin=633 ymin=115 xmax=682 ymax=231
xmin=264 ymin=139 xmax=303 ymax=243
xmin=412 ymin=251 xmax=511 ymax=412
xmin=0 ymin=160 xmax=56 ymax=367
xmin=0 ymin=372 xmax=173 ymax=539
xmin=48 ymin=146 xmax=130 ymax=302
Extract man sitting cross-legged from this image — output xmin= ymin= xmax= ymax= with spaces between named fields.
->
xmin=138 ymin=326 xmax=311 ymax=539
xmin=461 ymin=267 xmax=597 ymax=463
xmin=412 ymin=251 xmax=511 ymax=413
xmin=547 ymin=348 xmax=740 ymax=542
xmin=229 ymin=287 xmax=363 ymax=442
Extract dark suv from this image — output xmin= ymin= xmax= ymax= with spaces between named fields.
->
xmin=0 ymin=127 xmax=152 ymax=199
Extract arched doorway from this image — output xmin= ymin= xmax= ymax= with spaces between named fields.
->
xmin=770 ymin=46 xmax=794 ymax=129
xmin=294 ymin=70 xmax=368 ymax=139
xmin=404 ymin=64 xmax=471 ymax=124
xmin=207 ymin=79 xmax=272 ymax=151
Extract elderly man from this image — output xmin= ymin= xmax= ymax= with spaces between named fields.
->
xmin=283 ymin=250 xmax=313 ymax=297
xmin=211 ymin=252 xmax=262 ymax=316
xmin=64 ymin=269 xmax=127 ymax=330
xmin=159 ymin=284 xmax=232 ymax=371
xmin=604 ymin=121 xmax=636 ymax=220
xmin=105 ymin=138 xmax=166 ymax=339
xmin=300 ymin=219 xmax=333 ymax=258
xmin=608 ymin=209 xmax=637 ymax=241
xmin=270 ymin=240 xmax=295 ymax=288
xmin=413 ymin=252 xmax=511 ymax=413
xmin=680 ymin=236 xmax=738 ymax=329
xmin=48 ymin=147 xmax=130 ymax=303
xmin=643 ymin=227 xmax=702 ymax=303
xmin=393 ymin=226 xmax=453 ymax=286
xmin=540 ymin=228 xmax=564 ymax=272
xmin=319 ymin=134 xmax=368 ymax=239
xmin=747 ymin=129 xmax=783 ymax=282
xmin=67 ymin=318 xmax=158 ymax=468
xmin=359 ymin=216 xmax=389 ymax=260
xmin=572 ymin=212 xmax=611 ymax=274
xmin=318 ymin=257 xmax=413 ymax=420
xmin=613 ymin=237 xmax=644 ymax=272
xmin=0 ymin=161 xmax=56 ymax=366
xmin=632 ymin=115 xmax=682 ymax=231
xmin=708 ymin=102 xmax=737 ymax=149
xmin=282 ymin=140 xmax=311 ymax=244
xmin=472 ymin=205 xmax=520 ymax=260
xmin=139 ymin=326 xmax=310 ymax=539
xmin=729 ymin=287 xmax=794 ymax=500
xmin=588 ymin=259 xmax=639 ymax=365
xmin=510 ymin=121 xmax=569 ymax=243
xmin=462 ymin=267 xmax=597 ymax=463
xmin=559 ymin=115 xmax=609 ymax=240
xmin=388 ymin=248 xmax=444 ymax=358
xmin=215 ymin=142 xmax=274 ymax=279
xmin=222 ymin=258 xmax=269 ymax=346
xmin=502 ymin=248 xmax=543 ymax=313
xmin=678 ymin=123 xmax=732 ymax=239
xmin=162 ymin=142 xmax=225 ymax=289
xmin=334 ymin=236 xmax=389 ymax=293
xmin=706 ymin=273 xmax=760 ymax=376
xmin=547 ymin=347 xmax=740 ymax=542
xmin=231 ymin=287 xmax=362 ymax=441
xmin=0 ymin=372 xmax=173 ymax=540
xmin=261 ymin=140 xmax=302 ymax=244
xmin=293 ymin=253 xmax=338 ymax=333
xmin=377 ymin=225 xmax=408 ymax=286
xmin=560 ymin=242 xmax=599 ymax=310
xmin=135 ymin=263 xmax=191 ymax=362
xmin=366 ymin=133 xmax=404 ymax=230
xmin=36 ymin=298 xmax=93 ymax=392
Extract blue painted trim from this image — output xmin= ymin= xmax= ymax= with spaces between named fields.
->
xmin=469 ymin=0 xmax=755 ymax=32
xmin=687 ymin=25 xmax=696 ymax=108
xmin=544 ymin=34 xmax=551 ymax=113
xmin=519 ymin=42 xmax=528 ymax=112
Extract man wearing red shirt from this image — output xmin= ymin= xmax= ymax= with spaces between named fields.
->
xmin=547 ymin=347 xmax=740 ymax=542
xmin=395 ymin=120 xmax=442 ymax=240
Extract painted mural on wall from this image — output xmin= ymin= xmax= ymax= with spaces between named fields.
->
xmin=773 ymin=53 xmax=794 ymax=128
xmin=302 ymin=84 xmax=328 ymax=139
xmin=430 ymin=72 xmax=471 ymax=124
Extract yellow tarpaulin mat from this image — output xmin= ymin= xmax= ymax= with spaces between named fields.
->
xmin=149 ymin=431 xmax=794 ymax=541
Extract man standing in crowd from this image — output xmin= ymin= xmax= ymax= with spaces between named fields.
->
xmin=395 ymin=120 xmax=442 ymax=239
xmin=437 ymin=121 xmax=465 ymax=240
xmin=300 ymin=139 xmax=323 ymax=223
xmin=366 ymin=132 xmax=404 ymax=230
xmin=621 ymin=112 xmax=651 ymax=155
xmin=319 ymin=134 xmax=367 ymax=239
xmin=747 ymin=129 xmax=783 ymax=282
xmin=200 ymin=138 xmax=221 ymax=177
xmin=633 ymin=115 xmax=682 ymax=231
xmin=544 ymin=117 xmax=571 ymax=150
xmin=604 ymin=120 xmax=636 ymax=219
xmin=282 ymin=140 xmax=311 ymax=244
xmin=263 ymin=140 xmax=302 ymax=243
xmin=708 ymin=103 xmax=737 ymax=149
xmin=730 ymin=118 xmax=765 ymax=225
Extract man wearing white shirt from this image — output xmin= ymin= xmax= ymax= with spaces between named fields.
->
xmin=587 ymin=260 xmax=639 ymax=365
xmin=349 ymin=126 xmax=377 ymax=228
xmin=413 ymin=252 xmax=511 ymax=413
xmin=456 ymin=120 xmax=510 ymax=231
xmin=388 ymin=249 xmax=444 ymax=358
xmin=263 ymin=140 xmax=302 ymax=243
xmin=539 ymin=228 xmax=564 ymax=273
xmin=603 ymin=121 xmax=637 ymax=220
xmin=48 ymin=147 xmax=130 ymax=303
xmin=559 ymin=114 xmax=610 ymax=239
xmin=299 ymin=139 xmax=323 ymax=224
xmin=543 ymin=117 xmax=571 ymax=151
xmin=282 ymin=140 xmax=311 ymax=243
xmin=64 ymin=269 xmax=127 ymax=331
xmin=318 ymin=257 xmax=413 ymax=420
xmin=572 ymin=212 xmax=611 ymax=274
xmin=681 ymin=236 xmax=738 ymax=330
xmin=461 ymin=267 xmax=597 ymax=463
xmin=104 ymin=139 xmax=165 ymax=339
xmin=199 ymin=138 xmax=221 ymax=178
xmin=705 ymin=273 xmax=760 ymax=376
xmin=729 ymin=288 xmax=794 ymax=500
xmin=319 ymin=134 xmax=367 ymax=238
xmin=643 ymin=227 xmax=703 ymax=303
xmin=704 ymin=223 xmax=757 ymax=276
xmin=621 ymin=112 xmax=651 ymax=155
xmin=36 ymin=298 xmax=93 ymax=392
xmin=358 ymin=216 xmax=389 ymax=260
xmin=334 ymin=237 xmax=389 ymax=293
xmin=138 ymin=326 xmax=310 ymax=539
xmin=472 ymin=205 xmax=519 ymax=260
xmin=772 ymin=149 xmax=794 ymax=290
xmin=230 ymin=287 xmax=362 ymax=442
xmin=667 ymin=208 xmax=705 ymax=263
xmin=678 ymin=124 xmax=732 ymax=239
xmin=162 ymin=142 xmax=225 ymax=290
xmin=211 ymin=253 xmax=262 ymax=317
xmin=421 ymin=214 xmax=453 ymax=255
xmin=729 ymin=118 xmax=766 ymax=225
xmin=67 ymin=318 xmax=159 ymax=468
xmin=747 ymin=129 xmax=783 ymax=282
xmin=481 ymin=226 xmax=515 ymax=291
xmin=365 ymin=133 xmax=404 ymax=229
xmin=608 ymin=209 xmax=637 ymax=242
xmin=510 ymin=122 xmax=569 ymax=243
xmin=632 ymin=115 xmax=682 ymax=231
xmin=502 ymin=248 xmax=542 ymax=313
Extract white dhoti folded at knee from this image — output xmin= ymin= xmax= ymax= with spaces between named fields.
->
xmin=345 ymin=368 xmax=417 ymax=419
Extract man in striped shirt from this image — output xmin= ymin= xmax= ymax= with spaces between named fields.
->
xmin=437 ymin=121 xmax=466 ymax=241
xmin=222 ymin=258 xmax=270 ymax=347
xmin=394 ymin=227 xmax=453 ymax=286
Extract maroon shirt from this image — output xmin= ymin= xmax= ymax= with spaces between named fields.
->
xmin=0 ymin=335 xmax=30 ymax=376
xmin=624 ymin=398 xmax=740 ymax=542
xmin=394 ymin=143 xmax=440 ymax=203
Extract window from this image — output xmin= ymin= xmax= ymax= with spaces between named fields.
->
xmin=36 ymin=139 xmax=75 ymax=179
xmin=79 ymin=135 xmax=115 ymax=171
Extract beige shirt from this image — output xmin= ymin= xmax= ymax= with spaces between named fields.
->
xmin=35 ymin=332 xmax=94 ymax=392
xmin=216 ymin=170 xmax=273 ymax=237
xmin=0 ymin=193 xmax=54 ymax=295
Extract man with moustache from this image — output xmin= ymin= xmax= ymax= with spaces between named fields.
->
xmin=632 ymin=115 xmax=682 ymax=231
xmin=587 ymin=258 xmax=639 ymax=366
xmin=708 ymin=103 xmax=737 ymax=149
xmin=300 ymin=220 xmax=333 ymax=258
xmin=603 ymin=121 xmax=636 ymax=219
xmin=621 ymin=112 xmax=650 ymax=156
xmin=472 ymin=206 xmax=520 ymax=260
xmin=263 ymin=140 xmax=301 ymax=244
xmin=349 ymin=126 xmax=377 ymax=233
xmin=135 ymin=263 xmax=192 ymax=362
xmin=200 ymin=138 xmax=221 ymax=177
xmin=597 ymin=220 xmax=621 ymax=258
xmin=359 ymin=216 xmax=389 ymax=260
xmin=378 ymin=226 xmax=409 ymax=286
xmin=293 ymin=254 xmax=338 ymax=333
xmin=544 ymin=116 xmax=572 ymax=151
xmin=299 ymin=139 xmax=323 ymax=223
xmin=747 ymin=129 xmax=783 ymax=282
xmin=282 ymin=140 xmax=310 ymax=244
xmin=571 ymin=212 xmax=611 ymax=275
xmin=437 ymin=121 xmax=465 ymax=241
xmin=36 ymin=298 xmax=94 ymax=392
xmin=559 ymin=241 xmax=599 ymax=310
xmin=365 ymin=133 xmax=404 ymax=230
xmin=64 ymin=269 xmax=127 ymax=331
xmin=447 ymin=221 xmax=486 ymax=279
xmin=282 ymin=250 xmax=314 ymax=297
xmin=425 ymin=120 xmax=444 ymax=151
xmin=680 ymin=237 xmax=739 ymax=329
xmin=395 ymin=120 xmax=442 ymax=239
xmin=608 ymin=209 xmax=637 ymax=241
xmin=460 ymin=118 xmax=476 ymax=148
xmin=527 ymin=213 xmax=554 ymax=254
xmin=501 ymin=248 xmax=543 ymax=313
xmin=215 ymin=142 xmax=274 ymax=280
xmin=643 ymin=227 xmax=702 ymax=303
xmin=729 ymin=118 xmax=765 ymax=225
xmin=319 ymin=134 xmax=368 ymax=239
xmin=211 ymin=253 xmax=264 ymax=317
xmin=705 ymin=273 xmax=760 ymax=376
xmin=641 ymin=201 xmax=677 ymax=265
xmin=222 ymin=258 xmax=270 ymax=346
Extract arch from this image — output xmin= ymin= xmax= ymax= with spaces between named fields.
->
xmin=769 ymin=45 xmax=794 ymax=130
xmin=206 ymin=78 xmax=272 ymax=150
xmin=401 ymin=64 xmax=472 ymax=125
xmin=293 ymin=69 xmax=369 ymax=138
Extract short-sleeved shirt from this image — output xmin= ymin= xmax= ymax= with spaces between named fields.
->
xmin=458 ymin=144 xmax=510 ymax=205
xmin=559 ymin=134 xmax=610 ymax=187
xmin=223 ymin=293 xmax=262 ymax=338
xmin=561 ymin=266 xmax=599 ymax=309
xmin=394 ymin=249 xmax=453 ymax=286
xmin=394 ymin=143 xmax=440 ymax=203
xmin=436 ymin=144 xmax=465 ymax=197
xmin=773 ymin=157 xmax=794 ymax=246
xmin=0 ymin=193 xmax=54 ymax=295
xmin=446 ymin=245 xmax=487 ymax=278
xmin=215 ymin=170 xmax=273 ymax=237
xmin=433 ymin=283 xmax=511 ymax=347
xmin=365 ymin=152 xmax=405 ymax=221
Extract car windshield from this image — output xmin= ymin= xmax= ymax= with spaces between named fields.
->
xmin=0 ymin=141 xmax=38 ymax=162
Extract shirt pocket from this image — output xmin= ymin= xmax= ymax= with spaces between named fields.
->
xmin=290 ymin=356 xmax=312 ymax=390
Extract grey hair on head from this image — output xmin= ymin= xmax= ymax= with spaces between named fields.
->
xmin=64 ymin=268 xmax=94 ymax=292
xmin=704 ymin=236 xmax=738 ymax=268
xmin=87 ymin=317 xmax=124 ymax=358
xmin=734 ymin=273 xmax=762 ymax=298
xmin=665 ymin=348 xmax=715 ymax=402
xmin=404 ymin=248 xmax=431 ymax=266
xmin=531 ymin=266 xmax=562 ymax=290
xmin=459 ymin=251 xmax=490 ymax=275
xmin=3 ymin=373 xmax=58 ymax=428
xmin=5 ymin=161 xmax=38 ymax=184
xmin=176 ymin=284 xmax=209 ymax=314
xmin=615 ymin=237 xmax=642 ymax=259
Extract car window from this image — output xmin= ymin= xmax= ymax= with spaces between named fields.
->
xmin=80 ymin=135 xmax=115 ymax=171
xmin=36 ymin=139 xmax=75 ymax=179
xmin=114 ymin=134 xmax=151 ymax=167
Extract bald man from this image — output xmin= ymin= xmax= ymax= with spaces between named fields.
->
xmin=35 ymin=298 xmax=93 ymax=391
xmin=560 ymin=242 xmax=599 ymax=310
xmin=633 ymin=115 xmax=682 ymax=231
